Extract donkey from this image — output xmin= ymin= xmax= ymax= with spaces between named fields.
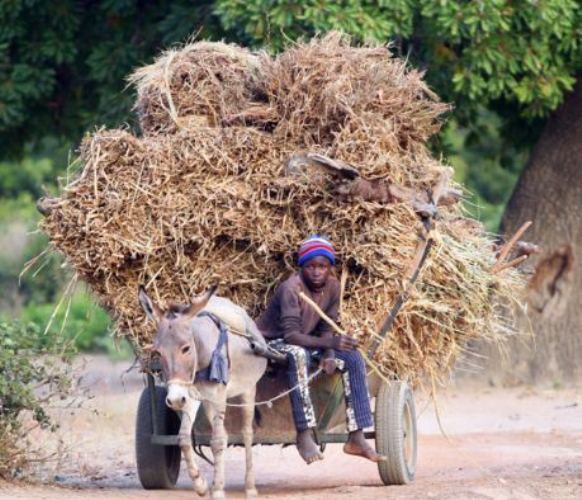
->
xmin=138 ymin=285 xmax=267 ymax=499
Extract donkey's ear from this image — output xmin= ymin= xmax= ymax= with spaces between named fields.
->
xmin=138 ymin=286 xmax=163 ymax=324
xmin=185 ymin=283 xmax=218 ymax=319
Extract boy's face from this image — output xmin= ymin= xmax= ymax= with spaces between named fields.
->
xmin=301 ymin=255 xmax=332 ymax=289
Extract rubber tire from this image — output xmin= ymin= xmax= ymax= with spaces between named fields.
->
xmin=135 ymin=385 xmax=181 ymax=489
xmin=375 ymin=381 xmax=417 ymax=485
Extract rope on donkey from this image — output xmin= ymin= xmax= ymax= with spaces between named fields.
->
xmin=224 ymin=367 xmax=323 ymax=409
xmin=167 ymin=367 xmax=324 ymax=409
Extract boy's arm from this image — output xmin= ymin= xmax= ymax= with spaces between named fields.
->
xmin=315 ymin=285 xmax=358 ymax=355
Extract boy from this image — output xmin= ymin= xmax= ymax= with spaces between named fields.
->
xmin=256 ymin=235 xmax=384 ymax=464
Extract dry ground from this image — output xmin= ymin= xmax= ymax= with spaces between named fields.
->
xmin=1 ymin=355 xmax=581 ymax=499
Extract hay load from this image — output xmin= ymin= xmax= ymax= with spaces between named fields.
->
xmin=39 ymin=33 xmax=526 ymax=384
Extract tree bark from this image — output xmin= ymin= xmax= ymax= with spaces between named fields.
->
xmin=496 ymin=79 xmax=582 ymax=383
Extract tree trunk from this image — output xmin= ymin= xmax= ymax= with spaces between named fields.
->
xmin=496 ymin=79 xmax=582 ymax=384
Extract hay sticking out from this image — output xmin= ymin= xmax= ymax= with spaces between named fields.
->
xmin=260 ymin=32 xmax=448 ymax=149
xmin=40 ymin=33 xmax=525 ymax=385
xmin=129 ymin=41 xmax=262 ymax=135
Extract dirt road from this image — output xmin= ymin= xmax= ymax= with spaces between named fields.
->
xmin=1 ymin=356 xmax=581 ymax=499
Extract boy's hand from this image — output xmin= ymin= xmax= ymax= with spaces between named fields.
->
xmin=330 ymin=334 xmax=359 ymax=351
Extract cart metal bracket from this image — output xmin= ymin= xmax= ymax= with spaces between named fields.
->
xmin=151 ymin=434 xmax=179 ymax=446
xmin=146 ymin=372 xmax=159 ymax=436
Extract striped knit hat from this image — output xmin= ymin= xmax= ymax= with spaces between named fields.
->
xmin=298 ymin=235 xmax=336 ymax=267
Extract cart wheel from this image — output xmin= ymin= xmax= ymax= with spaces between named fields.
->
xmin=375 ymin=381 xmax=417 ymax=485
xmin=135 ymin=385 xmax=181 ymax=489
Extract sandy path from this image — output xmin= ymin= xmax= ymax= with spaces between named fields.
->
xmin=1 ymin=356 xmax=581 ymax=499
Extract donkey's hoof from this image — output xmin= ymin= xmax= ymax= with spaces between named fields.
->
xmin=245 ymin=487 xmax=258 ymax=498
xmin=193 ymin=477 xmax=208 ymax=496
xmin=211 ymin=490 xmax=225 ymax=500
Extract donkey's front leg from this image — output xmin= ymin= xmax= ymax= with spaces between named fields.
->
xmin=179 ymin=399 xmax=207 ymax=496
xmin=240 ymin=389 xmax=258 ymax=498
xmin=204 ymin=399 xmax=228 ymax=499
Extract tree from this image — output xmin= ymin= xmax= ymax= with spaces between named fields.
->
xmin=0 ymin=0 xmax=226 ymax=157
xmin=500 ymin=79 xmax=582 ymax=382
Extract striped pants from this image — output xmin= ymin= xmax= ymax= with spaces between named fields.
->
xmin=269 ymin=340 xmax=373 ymax=432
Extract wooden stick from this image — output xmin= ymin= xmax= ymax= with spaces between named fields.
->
xmin=492 ymin=254 xmax=529 ymax=274
xmin=299 ymin=291 xmax=391 ymax=384
xmin=492 ymin=221 xmax=532 ymax=272
xmin=403 ymin=238 xmax=433 ymax=290
xmin=368 ymin=171 xmax=449 ymax=356
xmin=514 ymin=241 xmax=541 ymax=258
xmin=298 ymin=291 xmax=346 ymax=335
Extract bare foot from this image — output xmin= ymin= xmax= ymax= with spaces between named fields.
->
xmin=343 ymin=430 xmax=386 ymax=463
xmin=296 ymin=429 xmax=324 ymax=464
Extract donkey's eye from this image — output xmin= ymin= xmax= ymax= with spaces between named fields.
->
xmin=181 ymin=344 xmax=191 ymax=355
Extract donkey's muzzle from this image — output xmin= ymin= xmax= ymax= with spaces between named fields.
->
xmin=166 ymin=395 xmax=186 ymax=409
xmin=166 ymin=383 xmax=190 ymax=411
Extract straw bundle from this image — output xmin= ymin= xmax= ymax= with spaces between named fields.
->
xmin=130 ymin=41 xmax=262 ymax=135
xmin=39 ymin=33 xmax=524 ymax=384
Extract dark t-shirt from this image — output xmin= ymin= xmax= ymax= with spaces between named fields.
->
xmin=256 ymin=272 xmax=340 ymax=347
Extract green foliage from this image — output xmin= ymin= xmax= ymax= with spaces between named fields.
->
xmin=0 ymin=1 xmax=225 ymax=157
xmin=0 ymin=137 xmax=72 ymax=199
xmin=418 ymin=0 xmax=581 ymax=117
xmin=445 ymin=113 xmax=524 ymax=231
xmin=215 ymin=0 xmax=415 ymax=50
xmin=0 ymin=148 xmax=122 ymax=355
xmin=0 ymin=149 xmax=69 ymax=308
xmin=0 ymin=320 xmax=74 ymax=478
xmin=17 ymin=233 xmax=69 ymax=306
xmin=20 ymin=289 xmax=113 ymax=353
xmin=0 ymin=157 xmax=53 ymax=199
xmin=0 ymin=227 xmax=69 ymax=310
xmin=216 ymin=0 xmax=582 ymax=119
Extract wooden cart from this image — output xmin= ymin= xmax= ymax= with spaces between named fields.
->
xmin=135 ymin=356 xmax=417 ymax=489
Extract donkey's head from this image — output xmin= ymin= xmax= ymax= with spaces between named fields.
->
xmin=138 ymin=285 xmax=217 ymax=410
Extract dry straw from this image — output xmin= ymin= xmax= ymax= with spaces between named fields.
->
xmin=39 ymin=33 xmax=525 ymax=385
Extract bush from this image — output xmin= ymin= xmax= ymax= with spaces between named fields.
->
xmin=0 ymin=321 xmax=74 ymax=479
